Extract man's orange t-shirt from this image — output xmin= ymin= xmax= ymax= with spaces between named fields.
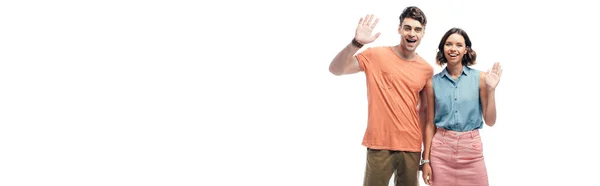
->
xmin=356 ymin=46 xmax=434 ymax=152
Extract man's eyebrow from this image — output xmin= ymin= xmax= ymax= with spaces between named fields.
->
xmin=403 ymin=25 xmax=423 ymax=30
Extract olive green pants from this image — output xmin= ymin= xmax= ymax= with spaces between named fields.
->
xmin=363 ymin=148 xmax=421 ymax=186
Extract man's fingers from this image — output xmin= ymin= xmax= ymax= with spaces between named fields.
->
xmin=494 ymin=62 xmax=500 ymax=72
xmin=371 ymin=18 xmax=379 ymax=29
xmin=373 ymin=32 xmax=381 ymax=40
xmin=497 ymin=63 xmax=502 ymax=75
xmin=359 ymin=14 xmax=379 ymax=28
xmin=365 ymin=14 xmax=373 ymax=26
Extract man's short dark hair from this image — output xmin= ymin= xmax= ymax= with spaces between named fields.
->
xmin=399 ymin=6 xmax=427 ymax=27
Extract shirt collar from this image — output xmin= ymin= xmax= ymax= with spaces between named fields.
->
xmin=441 ymin=66 xmax=470 ymax=78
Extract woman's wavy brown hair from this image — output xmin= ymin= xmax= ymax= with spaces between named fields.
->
xmin=436 ymin=28 xmax=476 ymax=66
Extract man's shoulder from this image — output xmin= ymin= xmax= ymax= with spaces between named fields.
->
xmin=415 ymin=55 xmax=433 ymax=67
xmin=414 ymin=55 xmax=434 ymax=75
xmin=357 ymin=46 xmax=393 ymax=63
xmin=362 ymin=46 xmax=390 ymax=54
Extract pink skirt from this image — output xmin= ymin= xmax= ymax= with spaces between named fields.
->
xmin=430 ymin=128 xmax=488 ymax=186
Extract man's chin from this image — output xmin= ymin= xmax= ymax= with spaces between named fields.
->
xmin=401 ymin=43 xmax=418 ymax=51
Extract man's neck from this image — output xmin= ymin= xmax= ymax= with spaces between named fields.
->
xmin=393 ymin=45 xmax=417 ymax=61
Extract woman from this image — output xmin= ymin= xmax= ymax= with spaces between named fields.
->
xmin=420 ymin=28 xmax=502 ymax=186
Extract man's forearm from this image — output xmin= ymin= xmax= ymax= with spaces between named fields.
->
xmin=329 ymin=42 xmax=360 ymax=75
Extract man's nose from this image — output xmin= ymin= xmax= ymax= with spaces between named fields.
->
xmin=409 ymin=30 xmax=416 ymax=36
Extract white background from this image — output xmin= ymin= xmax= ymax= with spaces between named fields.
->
xmin=1 ymin=0 xmax=598 ymax=185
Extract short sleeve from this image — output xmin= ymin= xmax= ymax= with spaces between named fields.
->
xmin=428 ymin=65 xmax=434 ymax=77
xmin=419 ymin=57 xmax=435 ymax=78
xmin=355 ymin=47 xmax=372 ymax=72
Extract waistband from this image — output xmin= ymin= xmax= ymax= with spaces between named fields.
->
xmin=436 ymin=127 xmax=480 ymax=139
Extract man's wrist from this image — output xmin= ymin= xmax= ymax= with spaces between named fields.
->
xmin=420 ymin=159 xmax=430 ymax=165
xmin=351 ymin=38 xmax=364 ymax=48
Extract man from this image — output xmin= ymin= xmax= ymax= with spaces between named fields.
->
xmin=328 ymin=6 xmax=435 ymax=186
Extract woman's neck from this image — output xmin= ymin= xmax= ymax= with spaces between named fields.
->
xmin=446 ymin=63 xmax=463 ymax=78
